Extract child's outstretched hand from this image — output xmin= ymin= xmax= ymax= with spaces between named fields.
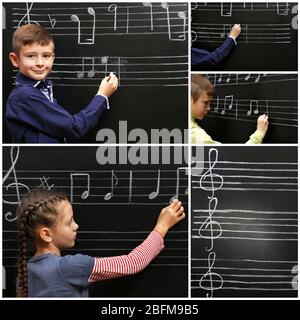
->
xmin=154 ymin=199 xmax=185 ymax=237
xmin=98 ymin=72 xmax=119 ymax=98
xmin=256 ymin=114 xmax=269 ymax=137
xmin=229 ymin=24 xmax=241 ymax=40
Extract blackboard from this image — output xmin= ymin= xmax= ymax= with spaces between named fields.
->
xmin=2 ymin=2 xmax=188 ymax=143
xmin=191 ymin=146 xmax=298 ymax=297
xmin=2 ymin=146 xmax=188 ymax=297
xmin=198 ymin=73 xmax=298 ymax=143
xmin=191 ymin=2 xmax=298 ymax=71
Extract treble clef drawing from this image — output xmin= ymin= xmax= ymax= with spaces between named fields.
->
xmin=199 ymin=251 xmax=224 ymax=298
xmin=18 ymin=2 xmax=39 ymax=27
xmin=2 ymin=146 xmax=30 ymax=222
xmin=198 ymin=197 xmax=222 ymax=252
xmin=199 ymin=148 xmax=224 ymax=199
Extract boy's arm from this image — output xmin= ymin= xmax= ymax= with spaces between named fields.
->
xmin=192 ymin=37 xmax=236 ymax=66
xmin=88 ymin=231 xmax=164 ymax=282
xmin=6 ymin=88 xmax=108 ymax=140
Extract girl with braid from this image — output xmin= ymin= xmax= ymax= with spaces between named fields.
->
xmin=17 ymin=189 xmax=185 ymax=297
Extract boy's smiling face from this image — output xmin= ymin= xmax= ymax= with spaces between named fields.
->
xmin=9 ymin=42 xmax=55 ymax=81
xmin=191 ymin=91 xmax=213 ymax=120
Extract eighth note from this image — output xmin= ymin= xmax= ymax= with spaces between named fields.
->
xmin=104 ymin=170 xmax=118 ymax=201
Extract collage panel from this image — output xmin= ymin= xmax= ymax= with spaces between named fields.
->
xmin=191 ymin=73 xmax=297 ymax=144
xmin=2 ymin=146 xmax=188 ymax=297
xmin=3 ymin=2 xmax=188 ymax=144
xmin=191 ymin=146 xmax=298 ymax=298
xmin=191 ymin=2 xmax=298 ymax=71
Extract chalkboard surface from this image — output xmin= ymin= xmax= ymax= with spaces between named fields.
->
xmin=2 ymin=146 xmax=188 ymax=297
xmin=191 ymin=2 xmax=298 ymax=71
xmin=191 ymin=146 xmax=298 ymax=297
xmin=197 ymin=73 xmax=298 ymax=143
xmin=2 ymin=2 xmax=188 ymax=143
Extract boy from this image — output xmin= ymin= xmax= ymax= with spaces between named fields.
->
xmin=191 ymin=74 xmax=269 ymax=144
xmin=192 ymin=24 xmax=241 ymax=67
xmin=5 ymin=24 xmax=118 ymax=143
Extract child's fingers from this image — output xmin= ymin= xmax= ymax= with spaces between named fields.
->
xmin=173 ymin=200 xmax=182 ymax=212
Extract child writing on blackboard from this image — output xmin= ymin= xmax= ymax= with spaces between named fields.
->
xmin=16 ymin=189 xmax=185 ymax=297
xmin=6 ymin=24 xmax=118 ymax=143
xmin=192 ymin=24 xmax=241 ymax=68
xmin=191 ymin=74 xmax=269 ymax=144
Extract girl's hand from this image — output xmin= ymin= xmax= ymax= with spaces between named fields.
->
xmin=154 ymin=199 xmax=185 ymax=237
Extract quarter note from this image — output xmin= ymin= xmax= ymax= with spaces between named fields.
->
xmin=148 ymin=170 xmax=160 ymax=200
xmin=170 ymin=167 xmax=188 ymax=203
xmin=104 ymin=170 xmax=118 ymax=201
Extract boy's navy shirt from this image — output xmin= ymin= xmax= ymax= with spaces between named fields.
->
xmin=5 ymin=72 xmax=108 ymax=143
xmin=191 ymin=36 xmax=236 ymax=66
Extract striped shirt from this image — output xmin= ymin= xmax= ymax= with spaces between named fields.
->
xmin=88 ymin=230 xmax=164 ymax=283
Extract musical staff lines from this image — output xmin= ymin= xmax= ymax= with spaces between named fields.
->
xmin=192 ymin=22 xmax=292 ymax=44
xmin=11 ymin=55 xmax=188 ymax=87
xmin=12 ymin=2 xmax=188 ymax=43
xmin=203 ymin=73 xmax=298 ymax=128
xmin=191 ymin=147 xmax=298 ymax=297
xmin=192 ymin=160 xmax=297 ymax=192
xmin=192 ymin=2 xmax=291 ymax=16
xmin=2 ymin=147 xmax=188 ymax=222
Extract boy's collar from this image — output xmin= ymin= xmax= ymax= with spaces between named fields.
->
xmin=15 ymin=72 xmax=53 ymax=88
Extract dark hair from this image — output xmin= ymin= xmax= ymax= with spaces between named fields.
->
xmin=191 ymin=74 xmax=215 ymax=102
xmin=12 ymin=24 xmax=54 ymax=55
xmin=17 ymin=189 xmax=68 ymax=297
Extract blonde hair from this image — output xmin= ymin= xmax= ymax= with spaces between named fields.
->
xmin=191 ymin=74 xmax=215 ymax=102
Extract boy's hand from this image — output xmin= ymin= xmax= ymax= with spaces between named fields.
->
xmin=97 ymin=72 xmax=119 ymax=98
xmin=256 ymin=114 xmax=269 ymax=137
xmin=154 ymin=199 xmax=185 ymax=238
xmin=229 ymin=24 xmax=241 ymax=39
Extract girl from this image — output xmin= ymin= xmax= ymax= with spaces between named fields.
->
xmin=17 ymin=189 xmax=185 ymax=297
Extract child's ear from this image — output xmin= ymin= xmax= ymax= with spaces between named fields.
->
xmin=9 ymin=52 xmax=20 ymax=68
xmin=39 ymin=227 xmax=53 ymax=244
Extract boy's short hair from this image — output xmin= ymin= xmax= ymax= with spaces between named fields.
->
xmin=191 ymin=74 xmax=215 ymax=102
xmin=12 ymin=24 xmax=54 ymax=55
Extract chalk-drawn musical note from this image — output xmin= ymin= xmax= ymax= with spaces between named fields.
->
xmin=214 ymin=96 xmax=219 ymax=113
xmin=199 ymin=148 xmax=224 ymax=199
xmin=149 ymin=170 xmax=161 ymax=200
xmin=221 ymin=95 xmax=233 ymax=115
xmin=48 ymin=14 xmax=56 ymax=28
xmin=277 ymin=2 xmax=289 ymax=15
xmin=18 ymin=2 xmax=39 ymax=27
xmin=2 ymin=147 xmax=30 ymax=222
xmin=291 ymin=265 xmax=298 ymax=290
xmin=198 ymin=197 xmax=222 ymax=252
xmin=221 ymin=2 xmax=232 ymax=17
xmin=170 ymin=167 xmax=188 ymax=203
xmin=225 ymin=74 xmax=231 ymax=83
xmin=77 ymin=57 xmax=95 ymax=78
xmin=191 ymin=30 xmax=198 ymax=43
xmin=244 ymin=74 xmax=251 ymax=81
xmin=71 ymin=7 xmax=95 ymax=45
xmin=199 ymin=252 xmax=224 ymax=298
xmin=108 ymin=4 xmax=118 ymax=31
xmin=101 ymin=56 xmax=109 ymax=76
xmin=254 ymin=74 xmax=261 ymax=83
xmin=177 ymin=11 xmax=187 ymax=41
xmin=247 ymin=99 xmax=259 ymax=116
xmin=128 ymin=170 xmax=133 ymax=203
xmin=70 ymin=173 xmax=90 ymax=203
xmin=143 ymin=2 xmax=154 ymax=31
xmin=104 ymin=170 xmax=118 ymax=201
